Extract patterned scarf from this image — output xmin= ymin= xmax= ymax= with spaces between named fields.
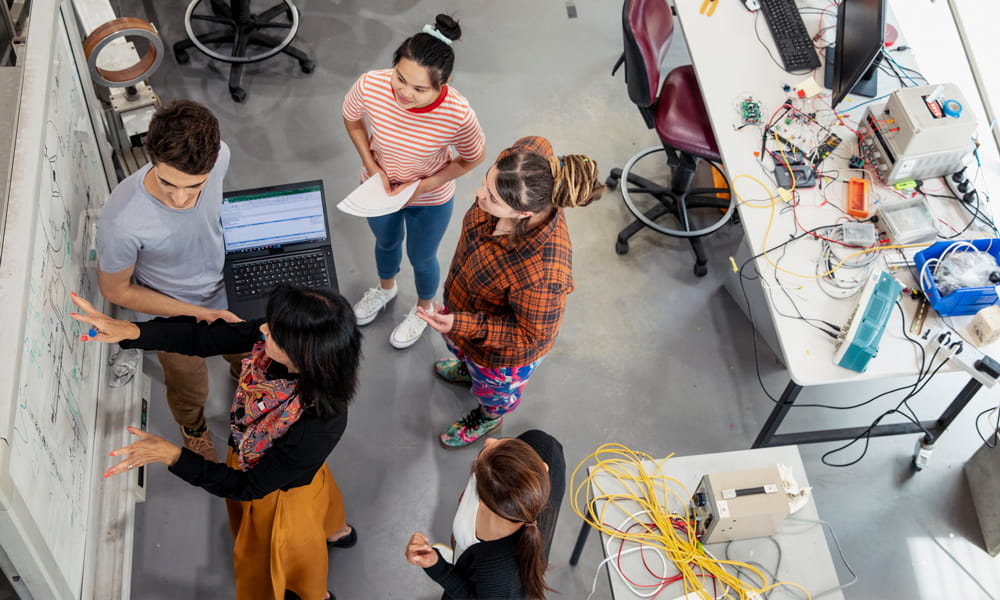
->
xmin=230 ymin=341 xmax=303 ymax=470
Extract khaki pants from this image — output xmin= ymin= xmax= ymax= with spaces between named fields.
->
xmin=156 ymin=351 xmax=247 ymax=430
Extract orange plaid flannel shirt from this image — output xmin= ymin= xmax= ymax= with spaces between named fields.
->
xmin=443 ymin=136 xmax=575 ymax=367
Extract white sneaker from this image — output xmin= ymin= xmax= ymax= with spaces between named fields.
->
xmin=390 ymin=306 xmax=429 ymax=349
xmin=353 ymin=285 xmax=397 ymax=326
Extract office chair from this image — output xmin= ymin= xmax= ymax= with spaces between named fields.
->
xmin=173 ymin=0 xmax=315 ymax=102
xmin=609 ymin=0 xmax=734 ymax=277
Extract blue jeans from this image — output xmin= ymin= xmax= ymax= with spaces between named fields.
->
xmin=366 ymin=199 xmax=454 ymax=300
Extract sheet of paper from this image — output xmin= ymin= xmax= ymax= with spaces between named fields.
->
xmin=336 ymin=176 xmax=419 ymax=217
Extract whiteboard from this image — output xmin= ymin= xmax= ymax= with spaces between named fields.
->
xmin=0 ymin=0 xmax=134 ymax=598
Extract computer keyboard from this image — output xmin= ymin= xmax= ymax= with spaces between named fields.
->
xmin=758 ymin=0 xmax=821 ymax=72
xmin=233 ymin=252 xmax=329 ymax=298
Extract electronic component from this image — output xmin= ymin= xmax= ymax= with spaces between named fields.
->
xmin=846 ymin=177 xmax=871 ymax=218
xmin=811 ymin=133 xmax=842 ymax=166
xmin=690 ymin=466 xmax=790 ymax=544
xmin=856 ymin=83 xmax=977 ymax=184
xmin=739 ymin=97 xmax=762 ymax=126
xmin=833 ymin=270 xmax=903 ymax=372
xmin=771 ymin=130 xmax=805 ymax=156
xmin=841 ymin=221 xmax=876 ymax=247
xmin=774 ymin=160 xmax=816 ymax=189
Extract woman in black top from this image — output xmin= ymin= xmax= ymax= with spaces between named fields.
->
xmin=406 ymin=430 xmax=565 ymax=599
xmin=71 ymin=285 xmax=361 ymax=600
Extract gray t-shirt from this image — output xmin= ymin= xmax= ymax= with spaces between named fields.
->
xmin=97 ymin=142 xmax=231 ymax=317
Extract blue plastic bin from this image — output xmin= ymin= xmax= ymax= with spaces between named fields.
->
xmin=914 ymin=239 xmax=1000 ymax=317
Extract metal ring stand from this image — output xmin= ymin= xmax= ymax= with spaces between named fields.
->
xmin=182 ymin=0 xmax=298 ymax=64
xmin=619 ymin=145 xmax=735 ymax=239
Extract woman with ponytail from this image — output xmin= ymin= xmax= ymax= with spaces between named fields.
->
xmin=406 ymin=430 xmax=565 ymax=599
xmin=418 ymin=137 xmax=605 ymax=447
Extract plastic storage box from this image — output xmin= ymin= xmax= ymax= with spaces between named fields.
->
xmin=914 ymin=239 xmax=1000 ymax=317
xmin=879 ymin=196 xmax=938 ymax=244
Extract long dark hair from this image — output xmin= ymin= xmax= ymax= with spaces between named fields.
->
xmin=475 ymin=439 xmax=553 ymax=600
xmin=264 ymin=285 xmax=362 ymax=418
xmin=392 ymin=14 xmax=462 ymax=89
xmin=495 ymin=152 xmax=605 ymax=243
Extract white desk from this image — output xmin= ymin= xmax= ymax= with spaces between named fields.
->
xmin=670 ymin=0 xmax=1000 ymax=449
xmin=570 ymin=446 xmax=845 ymax=599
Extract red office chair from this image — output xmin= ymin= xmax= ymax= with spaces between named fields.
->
xmin=608 ymin=0 xmax=734 ymax=277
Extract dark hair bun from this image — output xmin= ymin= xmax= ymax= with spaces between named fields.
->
xmin=434 ymin=14 xmax=461 ymax=42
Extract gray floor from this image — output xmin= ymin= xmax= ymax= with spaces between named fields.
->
xmin=119 ymin=1 xmax=1000 ymax=599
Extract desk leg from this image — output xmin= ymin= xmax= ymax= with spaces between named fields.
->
xmin=752 ymin=380 xmax=802 ymax=448
xmin=569 ymin=517 xmax=592 ymax=566
xmin=927 ymin=362 xmax=995 ymax=442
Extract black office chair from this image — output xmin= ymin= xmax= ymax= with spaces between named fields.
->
xmin=608 ymin=0 xmax=735 ymax=277
xmin=173 ymin=0 xmax=315 ymax=102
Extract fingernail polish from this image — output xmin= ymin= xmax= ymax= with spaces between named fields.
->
xmin=80 ymin=335 xmax=88 ymax=341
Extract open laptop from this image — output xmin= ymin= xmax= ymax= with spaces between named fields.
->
xmin=221 ymin=179 xmax=338 ymax=320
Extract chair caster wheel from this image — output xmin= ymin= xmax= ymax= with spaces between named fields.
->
xmin=605 ymin=176 xmax=620 ymax=190
xmin=615 ymin=240 xmax=629 ymax=255
xmin=694 ymin=263 xmax=708 ymax=277
xmin=174 ymin=49 xmax=190 ymax=65
xmin=231 ymin=87 xmax=247 ymax=103
xmin=300 ymin=59 xmax=316 ymax=74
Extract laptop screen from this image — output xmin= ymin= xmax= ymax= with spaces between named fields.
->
xmin=222 ymin=183 xmax=327 ymax=253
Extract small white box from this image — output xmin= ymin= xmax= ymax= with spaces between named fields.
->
xmin=969 ymin=305 xmax=1000 ymax=346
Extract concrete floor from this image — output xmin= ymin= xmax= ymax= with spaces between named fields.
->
xmin=116 ymin=1 xmax=1000 ymax=598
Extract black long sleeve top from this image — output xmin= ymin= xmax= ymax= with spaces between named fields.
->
xmin=423 ymin=430 xmax=566 ymax=600
xmin=119 ymin=316 xmax=348 ymax=501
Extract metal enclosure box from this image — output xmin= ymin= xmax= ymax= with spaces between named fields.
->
xmin=690 ymin=466 xmax=790 ymax=543
xmin=857 ymin=83 xmax=977 ymax=184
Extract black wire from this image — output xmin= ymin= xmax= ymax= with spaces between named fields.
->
xmin=975 ymin=405 xmax=1000 ymax=448
xmin=738 ymin=228 xmax=835 ymax=403
xmin=923 ymin=190 xmax=998 ymax=236
xmin=820 ymin=302 xmax=947 ymax=467
xmin=771 ymin=243 xmax=843 ymax=336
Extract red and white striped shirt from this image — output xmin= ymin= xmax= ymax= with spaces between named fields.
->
xmin=342 ymin=69 xmax=487 ymax=207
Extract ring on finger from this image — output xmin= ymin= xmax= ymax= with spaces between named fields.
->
xmin=128 ymin=464 xmax=133 ymax=470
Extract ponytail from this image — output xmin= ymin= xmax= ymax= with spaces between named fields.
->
xmin=516 ymin=512 xmax=553 ymax=600
xmin=548 ymin=155 xmax=605 ymax=208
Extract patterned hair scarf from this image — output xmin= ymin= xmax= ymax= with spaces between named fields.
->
xmin=230 ymin=341 xmax=303 ymax=470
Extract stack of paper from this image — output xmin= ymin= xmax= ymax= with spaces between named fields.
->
xmin=337 ymin=176 xmax=419 ymax=217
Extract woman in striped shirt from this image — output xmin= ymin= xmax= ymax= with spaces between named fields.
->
xmin=342 ymin=14 xmax=487 ymax=349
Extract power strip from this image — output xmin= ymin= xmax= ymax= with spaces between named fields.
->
xmin=943 ymin=169 xmax=980 ymax=205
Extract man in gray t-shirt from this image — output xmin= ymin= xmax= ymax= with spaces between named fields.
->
xmin=97 ymin=100 xmax=241 ymax=463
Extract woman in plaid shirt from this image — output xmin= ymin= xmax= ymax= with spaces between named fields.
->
xmin=418 ymin=137 xmax=605 ymax=447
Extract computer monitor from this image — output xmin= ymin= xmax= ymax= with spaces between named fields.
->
xmin=825 ymin=0 xmax=886 ymax=108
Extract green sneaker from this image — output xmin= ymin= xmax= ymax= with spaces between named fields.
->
xmin=440 ymin=408 xmax=502 ymax=448
xmin=434 ymin=358 xmax=472 ymax=384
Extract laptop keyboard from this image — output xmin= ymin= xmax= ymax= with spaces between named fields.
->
xmin=759 ymin=0 xmax=821 ymax=72
xmin=232 ymin=252 xmax=330 ymax=298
